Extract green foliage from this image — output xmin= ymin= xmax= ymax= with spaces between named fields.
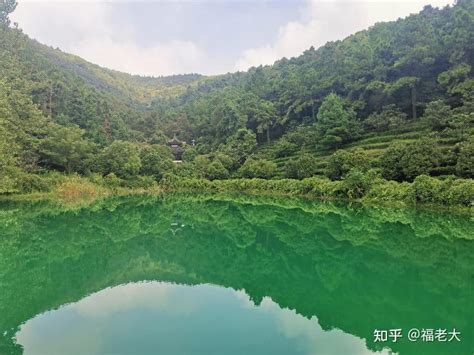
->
xmin=410 ymin=175 xmax=444 ymax=204
xmin=381 ymin=140 xmax=441 ymax=181
xmin=284 ymin=154 xmax=319 ymax=179
xmin=206 ymin=160 xmax=229 ymax=180
xmin=238 ymin=158 xmax=277 ymax=179
xmin=438 ymin=63 xmax=472 ymax=95
xmin=0 ymin=0 xmax=16 ymax=27
xmin=325 ymin=149 xmax=370 ymax=180
xmin=316 ymin=93 xmax=352 ymax=148
xmin=193 ymin=155 xmax=212 ymax=177
xmin=283 ymin=126 xmax=317 ymax=148
xmin=99 ymin=141 xmax=141 ymax=179
xmin=166 ymin=174 xmax=473 ymax=208
xmin=102 ymin=173 xmax=122 ymax=188
xmin=363 ymin=105 xmax=407 ymax=132
xmin=38 ymin=124 xmax=95 ymax=173
xmin=364 ymin=180 xmax=412 ymax=202
xmin=213 ymin=153 xmax=237 ymax=172
xmin=408 ymin=175 xmax=473 ymax=206
xmin=182 ymin=146 xmax=198 ymax=162
xmin=1 ymin=1 xmax=474 ymax=205
xmin=13 ymin=173 xmax=50 ymax=193
xmin=340 ymin=169 xmax=376 ymax=199
xmin=139 ymin=144 xmax=174 ymax=180
xmin=423 ymin=100 xmax=451 ymax=131
xmin=221 ymin=129 xmax=257 ymax=165
xmin=272 ymin=139 xmax=298 ymax=158
xmin=455 ymin=141 xmax=474 ymax=178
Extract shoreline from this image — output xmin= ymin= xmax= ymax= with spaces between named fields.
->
xmin=1 ymin=177 xmax=472 ymax=216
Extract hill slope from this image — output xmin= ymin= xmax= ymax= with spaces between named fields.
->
xmin=0 ymin=0 xmax=473 ymax=196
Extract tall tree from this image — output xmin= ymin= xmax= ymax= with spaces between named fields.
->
xmin=316 ymin=93 xmax=352 ymax=148
xmin=0 ymin=0 xmax=17 ymax=27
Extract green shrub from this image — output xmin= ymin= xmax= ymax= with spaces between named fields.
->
xmin=325 ymin=148 xmax=370 ymax=180
xmin=121 ymin=175 xmax=157 ymax=189
xmin=363 ymin=104 xmax=407 ymax=132
xmin=423 ymin=100 xmax=451 ymax=131
xmin=214 ymin=153 xmax=237 ymax=172
xmin=455 ymin=141 xmax=474 ymax=178
xmin=206 ymin=160 xmax=229 ymax=180
xmin=15 ymin=174 xmax=52 ymax=193
xmin=409 ymin=175 xmax=443 ymax=203
xmin=103 ymin=173 xmax=122 ymax=188
xmin=171 ymin=161 xmax=200 ymax=179
xmin=365 ymin=179 xmax=411 ymax=202
xmin=302 ymin=177 xmax=339 ymax=198
xmin=284 ymin=154 xmax=319 ymax=179
xmin=99 ymin=141 xmax=141 ymax=179
xmin=340 ymin=169 xmax=375 ymax=199
xmin=159 ymin=175 xmax=472 ymax=208
xmin=139 ymin=144 xmax=174 ymax=180
xmin=380 ymin=143 xmax=406 ymax=181
xmin=441 ymin=178 xmax=474 ymax=206
xmin=381 ymin=139 xmax=442 ymax=181
xmin=272 ymin=139 xmax=298 ymax=158
xmin=238 ymin=158 xmax=277 ymax=179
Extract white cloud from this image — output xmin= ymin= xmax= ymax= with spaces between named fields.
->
xmin=234 ymin=0 xmax=454 ymax=71
xmin=11 ymin=0 xmax=455 ymax=75
xmin=11 ymin=0 xmax=208 ymax=76
xmin=70 ymin=37 xmax=206 ymax=76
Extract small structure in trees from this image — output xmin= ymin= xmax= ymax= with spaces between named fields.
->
xmin=168 ymin=133 xmax=186 ymax=162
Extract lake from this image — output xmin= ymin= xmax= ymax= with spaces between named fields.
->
xmin=0 ymin=194 xmax=472 ymax=354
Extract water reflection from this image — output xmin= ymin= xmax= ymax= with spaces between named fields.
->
xmin=0 ymin=194 xmax=472 ymax=354
xmin=17 ymin=282 xmax=387 ymax=355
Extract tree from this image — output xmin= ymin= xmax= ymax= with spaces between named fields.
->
xmin=210 ymin=91 xmax=246 ymax=143
xmin=0 ymin=0 xmax=17 ymax=27
xmin=193 ymin=155 xmax=212 ymax=177
xmin=386 ymin=76 xmax=420 ymax=120
xmin=340 ymin=169 xmax=375 ymax=199
xmin=247 ymin=98 xmax=276 ymax=144
xmin=206 ymin=160 xmax=229 ymax=180
xmin=316 ymin=93 xmax=352 ymax=148
xmin=455 ymin=141 xmax=474 ymax=178
xmin=38 ymin=124 xmax=95 ymax=173
xmin=214 ymin=153 xmax=237 ymax=172
xmin=381 ymin=140 xmax=441 ymax=181
xmin=284 ymin=154 xmax=319 ymax=179
xmin=363 ymin=105 xmax=407 ymax=132
xmin=325 ymin=149 xmax=370 ymax=180
xmin=423 ymin=100 xmax=451 ymax=131
xmin=272 ymin=139 xmax=297 ymax=158
xmin=438 ymin=63 xmax=471 ymax=96
xmin=0 ymin=120 xmax=19 ymax=193
xmin=238 ymin=158 xmax=277 ymax=179
xmin=139 ymin=144 xmax=174 ymax=180
xmin=99 ymin=141 xmax=141 ymax=179
xmin=222 ymin=129 xmax=257 ymax=165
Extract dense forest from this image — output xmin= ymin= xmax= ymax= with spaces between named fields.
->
xmin=0 ymin=0 xmax=473 ymax=207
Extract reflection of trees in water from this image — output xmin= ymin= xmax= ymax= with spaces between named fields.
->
xmin=0 ymin=194 xmax=472 ymax=354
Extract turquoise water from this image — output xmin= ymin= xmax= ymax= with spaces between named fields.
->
xmin=0 ymin=194 xmax=472 ymax=354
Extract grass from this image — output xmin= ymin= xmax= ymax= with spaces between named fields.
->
xmin=0 ymin=174 xmax=162 ymax=209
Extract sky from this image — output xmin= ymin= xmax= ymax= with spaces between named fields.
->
xmin=11 ymin=0 xmax=454 ymax=77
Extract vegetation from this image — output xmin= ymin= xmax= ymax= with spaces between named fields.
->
xmin=160 ymin=175 xmax=473 ymax=209
xmin=0 ymin=0 xmax=473 ymax=209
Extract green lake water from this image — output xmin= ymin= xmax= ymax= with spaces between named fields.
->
xmin=0 ymin=194 xmax=472 ymax=354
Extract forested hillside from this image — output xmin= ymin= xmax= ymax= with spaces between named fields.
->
xmin=0 ymin=0 xmax=473 ymax=206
